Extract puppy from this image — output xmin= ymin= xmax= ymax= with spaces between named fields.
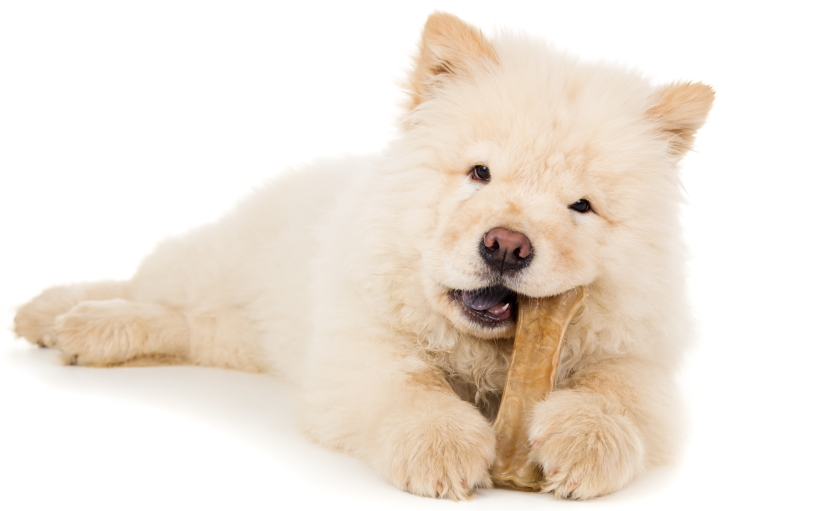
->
xmin=14 ymin=12 xmax=713 ymax=500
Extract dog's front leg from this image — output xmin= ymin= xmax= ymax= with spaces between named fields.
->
xmin=300 ymin=341 xmax=495 ymax=500
xmin=526 ymin=356 xmax=680 ymax=499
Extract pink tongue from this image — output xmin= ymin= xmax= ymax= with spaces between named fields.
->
xmin=485 ymin=302 xmax=512 ymax=320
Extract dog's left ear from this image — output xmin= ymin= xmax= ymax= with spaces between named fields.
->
xmin=648 ymin=82 xmax=715 ymax=158
xmin=406 ymin=12 xmax=498 ymax=110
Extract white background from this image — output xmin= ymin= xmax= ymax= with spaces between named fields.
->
xmin=1 ymin=1 xmax=823 ymax=509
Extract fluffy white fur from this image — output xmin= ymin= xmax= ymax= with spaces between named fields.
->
xmin=14 ymin=13 xmax=713 ymax=501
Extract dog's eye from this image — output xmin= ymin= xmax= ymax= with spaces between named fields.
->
xmin=569 ymin=199 xmax=592 ymax=213
xmin=470 ymin=165 xmax=491 ymax=182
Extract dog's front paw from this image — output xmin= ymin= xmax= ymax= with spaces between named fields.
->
xmin=380 ymin=400 xmax=496 ymax=500
xmin=528 ymin=390 xmax=644 ymax=499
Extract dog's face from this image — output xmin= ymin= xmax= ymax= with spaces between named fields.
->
xmin=421 ymin=136 xmax=605 ymax=340
xmin=399 ymin=14 xmax=713 ymax=339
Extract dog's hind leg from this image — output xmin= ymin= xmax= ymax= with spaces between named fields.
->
xmin=47 ymin=300 xmax=265 ymax=371
xmin=14 ymin=280 xmax=130 ymax=348
xmin=50 ymin=298 xmax=190 ymax=367
xmin=15 ymin=283 xmax=265 ymax=371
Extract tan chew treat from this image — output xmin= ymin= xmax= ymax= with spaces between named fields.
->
xmin=490 ymin=286 xmax=588 ymax=491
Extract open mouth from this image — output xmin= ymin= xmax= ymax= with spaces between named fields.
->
xmin=450 ymin=285 xmax=518 ymax=326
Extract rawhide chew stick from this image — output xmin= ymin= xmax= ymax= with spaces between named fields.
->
xmin=490 ymin=286 xmax=588 ymax=491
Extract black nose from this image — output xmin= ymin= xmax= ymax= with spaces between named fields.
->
xmin=480 ymin=227 xmax=533 ymax=272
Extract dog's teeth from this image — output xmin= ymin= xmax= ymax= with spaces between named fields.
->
xmin=502 ymin=303 xmax=510 ymax=311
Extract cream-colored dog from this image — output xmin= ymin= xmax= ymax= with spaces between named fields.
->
xmin=14 ymin=13 xmax=713 ymax=500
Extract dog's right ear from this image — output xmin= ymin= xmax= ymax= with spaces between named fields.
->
xmin=405 ymin=12 xmax=498 ymax=110
xmin=647 ymin=82 xmax=715 ymax=158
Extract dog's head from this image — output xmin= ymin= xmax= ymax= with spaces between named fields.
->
xmin=396 ymin=13 xmax=713 ymax=339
